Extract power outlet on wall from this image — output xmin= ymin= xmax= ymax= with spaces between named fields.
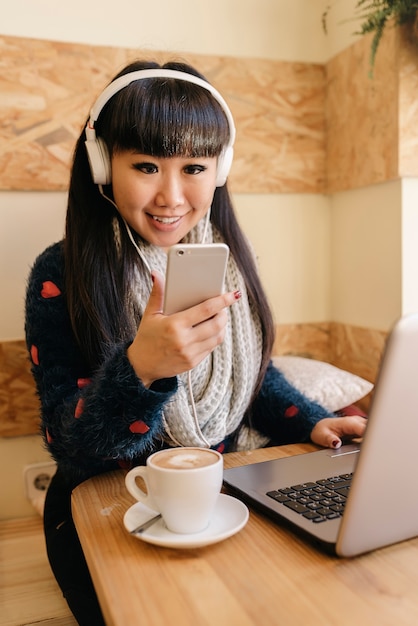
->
xmin=24 ymin=461 xmax=56 ymax=502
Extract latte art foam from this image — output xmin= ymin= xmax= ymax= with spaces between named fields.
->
xmin=151 ymin=448 xmax=219 ymax=470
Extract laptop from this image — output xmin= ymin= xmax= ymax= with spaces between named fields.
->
xmin=223 ymin=313 xmax=418 ymax=557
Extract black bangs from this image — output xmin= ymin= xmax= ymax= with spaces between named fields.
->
xmin=97 ymin=78 xmax=230 ymax=159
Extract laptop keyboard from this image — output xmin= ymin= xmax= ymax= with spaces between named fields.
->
xmin=266 ymin=473 xmax=353 ymax=524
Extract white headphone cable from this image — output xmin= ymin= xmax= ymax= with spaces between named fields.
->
xmin=184 ymin=205 xmax=212 ymax=447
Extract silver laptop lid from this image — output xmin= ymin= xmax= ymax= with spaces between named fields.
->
xmin=336 ymin=313 xmax=418 ymax=556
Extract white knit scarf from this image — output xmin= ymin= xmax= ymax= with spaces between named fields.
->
xmin=126 ymin=217 xmax=270 ymax=450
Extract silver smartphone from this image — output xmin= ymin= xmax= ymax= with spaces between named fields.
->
xmin=163 ymin=243 xmax=230 ymax=315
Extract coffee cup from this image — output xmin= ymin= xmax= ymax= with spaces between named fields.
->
xmin=125 ymin=447 xmax=223 ymax=534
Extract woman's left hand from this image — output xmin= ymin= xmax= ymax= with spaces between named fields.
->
xmin=310 ymin=415 xmax=368 ymax=449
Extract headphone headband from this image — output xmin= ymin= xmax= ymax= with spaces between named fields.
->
xmin=85 ymin=68 xmax=235 ymax=187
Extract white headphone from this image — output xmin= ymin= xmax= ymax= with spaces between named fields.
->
xmin=85 ymin=68 xmax=236 ymax=187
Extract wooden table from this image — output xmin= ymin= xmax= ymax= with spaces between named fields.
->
xmin=72 ymin=444 xmax=418 ymax=626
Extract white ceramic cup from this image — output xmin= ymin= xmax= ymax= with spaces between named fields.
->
xmin=125 ymin=447 xmax=223 ymax=534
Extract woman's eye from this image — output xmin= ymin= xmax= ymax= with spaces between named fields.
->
xmin=133 ymin=162 xmax=158 ymax=174
xmin=184 ymin=164 xmax=206 ymax=175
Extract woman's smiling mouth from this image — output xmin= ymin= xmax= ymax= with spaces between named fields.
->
xmin=151 ymin=215 xmax=182 ymax=224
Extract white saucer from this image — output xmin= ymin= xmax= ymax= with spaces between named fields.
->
xmin=123 ymin=493 xmax=249 ymax=549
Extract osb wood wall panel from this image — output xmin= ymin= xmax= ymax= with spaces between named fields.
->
xmin=329 ymin=322 xmax=387 ymax=387
xmin=326 ymin=28 xmax=399 ymax=193
xmin=0 ymin=34 xmax=326 ymax=194
xmin=273 ymin=322 xmax=331 ymax=362
xmin=326 ymin=25 xmax=418 ymax=192
xmin=0 ymin=340 xmax=40 ymax=437
xmin=329 ymin=322 xmax=387 ymax=412
xmin=3 ymin=30 xmax=418 ymax=196
xmin=398 ymin=25 xmax=418 ymax=175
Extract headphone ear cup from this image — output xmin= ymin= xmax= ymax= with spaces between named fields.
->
xmin=216 ymin=146 xmax=234 ymax=187
xmin=85 ymin=136 xmax=111 ymax=185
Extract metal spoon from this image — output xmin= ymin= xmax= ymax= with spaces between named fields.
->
xmin=130 ymin=513 xmax=162 ymax=535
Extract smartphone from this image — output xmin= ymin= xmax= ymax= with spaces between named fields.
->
xmin=163 ymin=243 xmax=230 ymax=315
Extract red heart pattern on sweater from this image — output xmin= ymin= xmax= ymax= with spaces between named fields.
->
xmin=41 ymin=281 xmax=61 ymax=298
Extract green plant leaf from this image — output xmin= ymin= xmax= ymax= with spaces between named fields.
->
xmin=322 ymin=0 xmax=418 ymax=74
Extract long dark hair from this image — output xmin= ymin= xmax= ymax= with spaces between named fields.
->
xmin=64 ymin=59 xmax=274 ymax=401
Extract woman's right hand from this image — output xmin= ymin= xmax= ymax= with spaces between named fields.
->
xmin=127 ymin=270 xmax=241 ymax=387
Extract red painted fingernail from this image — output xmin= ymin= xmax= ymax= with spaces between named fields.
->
xmin=332 ymin=440 xmax=340 ymax=448
xmin=234 ymin=290 xmax=242 ymax=300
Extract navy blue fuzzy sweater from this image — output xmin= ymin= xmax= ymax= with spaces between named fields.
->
xmin=25 ymin=242 xmax=331 ymax=487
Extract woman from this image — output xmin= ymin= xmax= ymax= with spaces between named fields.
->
xmin=25 ymin=60 xmax=366 ymax=625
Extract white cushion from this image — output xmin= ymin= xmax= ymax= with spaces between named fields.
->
xmin=272 ymin=355 xmax=373 ymax=412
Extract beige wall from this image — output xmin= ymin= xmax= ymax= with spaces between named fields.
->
xmin=236 ymin=194 xmax=331 ymax=324
xmin=1 ymin=193 xmax=67 ymax=340
xmin=330 ymin=181 xmax=402 ymax=330
xmin=1 ymin=0 xmax=331 ymax=62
